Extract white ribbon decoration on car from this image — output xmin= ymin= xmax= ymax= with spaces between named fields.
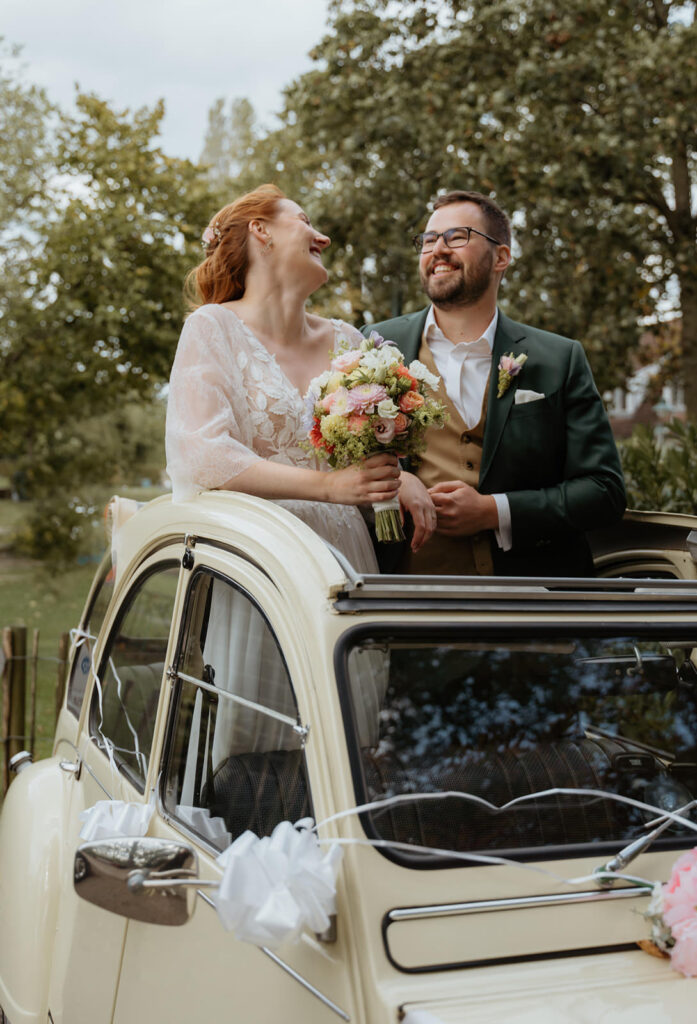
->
xmin=213 ymin=818 xmax=343 ymax=949
xmin=79 ymin=793 xmax=155 ymax=841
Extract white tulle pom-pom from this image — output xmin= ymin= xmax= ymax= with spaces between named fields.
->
xmin=79 ymin=798 xmax=154 ymax=841
xmin=213 ymin=818 xmax=343 ymax=949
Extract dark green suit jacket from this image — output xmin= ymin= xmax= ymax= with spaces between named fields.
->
xmin=362 ymin=308 xmax=626 ymax=577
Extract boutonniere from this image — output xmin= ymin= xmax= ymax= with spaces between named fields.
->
xmin=497 ymin=352 xmax=527 ymax=398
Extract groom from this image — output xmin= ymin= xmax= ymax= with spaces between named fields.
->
xmin=362 ymin=190 xmax=626 ymax=577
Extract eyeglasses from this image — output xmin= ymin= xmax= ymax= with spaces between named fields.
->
xmin=412 ymin=226 xmax=503 ymax=253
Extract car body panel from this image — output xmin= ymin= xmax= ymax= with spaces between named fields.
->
xmin=2 ymin=496 xmax=697 ymax=1023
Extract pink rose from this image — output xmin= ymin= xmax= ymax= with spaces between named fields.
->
xmin=671 ymin=920 xmax=697 ymax=977
xmin=662 ymin=848 xmax=697 ymax=934
xmin=373 ymin=417 xmax=396 ymax=444
xmin=398 ymin=391 xmax=425 ymax=413
xmin=347 ymin=383 xmax=388 ymax=413
xmin=331 ymin=351 xmax=362 ymax=373
xmin=393 ymin=412 xmax=409 ymax=434
xmin=347 ymin=413 xmax=369 ymax=434
xmin=321 ymin=393 xmax=336 ymax=411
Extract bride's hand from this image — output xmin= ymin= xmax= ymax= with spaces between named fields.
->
xmin=325 ymin=453 xmax=400 ymax=505
xmin=398 ymin=471 xmax=437 ymax=552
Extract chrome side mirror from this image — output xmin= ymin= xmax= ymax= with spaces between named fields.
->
xmin=74 ymin=836 xmax=199 ymax=926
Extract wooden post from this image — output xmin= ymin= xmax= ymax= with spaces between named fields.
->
xmin=30 ymin=629 xmax=39 ymax=759
xmin=8 ymin=626 xmax=27 ymax=765
xmin=1 ymin=628 xmax=11 ymax=795
xmin=55 ymin=632 xmax=70 ymax=726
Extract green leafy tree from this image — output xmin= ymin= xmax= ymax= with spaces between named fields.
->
xmin=1 ymin=93 xmax=215 ymax=560
xmin=200 ymin=97 xmax=257 ymax=194
xmin=238 ymin=0 xmax=696 ymax=400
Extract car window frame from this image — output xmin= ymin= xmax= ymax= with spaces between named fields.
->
xmin=158 ymin=561 xmax=312 ymax=855
xmin=87 ymin=556 xmax=181 ymax=793
xmin=335 ymin=618 xmax=697 ymax=870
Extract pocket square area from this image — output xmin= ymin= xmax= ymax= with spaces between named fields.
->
xmin=514 ymin=389 xmax=545 ymax=404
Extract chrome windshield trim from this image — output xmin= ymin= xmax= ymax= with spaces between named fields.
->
xmin=387 ymin=886 xmax=653 ymax=922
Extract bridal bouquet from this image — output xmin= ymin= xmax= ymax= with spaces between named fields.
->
xmin=303 ymin=331 xmax=447 ymax=542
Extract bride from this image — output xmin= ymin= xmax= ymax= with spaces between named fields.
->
xmin=165 ymin=184 xmax=436 ymax=572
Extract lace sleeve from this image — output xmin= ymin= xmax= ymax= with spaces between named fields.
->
xmin=165 ymin=309 xmax=262 ymax=502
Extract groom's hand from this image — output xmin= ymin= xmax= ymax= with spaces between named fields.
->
xmin=429 ymin=481 xmax=499 ymax=536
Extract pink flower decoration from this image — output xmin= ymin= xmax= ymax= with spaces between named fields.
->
xmin=498 ymin=354 xmax=524 ymax=376
xmin=662 ymin=849 xmax=697 ymax=932
xmin=347 ymin=413 xmax=369 ymax=434
xmin=347 ymin=383 xmax=388 ymax=413
xmin=671 ymin=920 xmax=697 ymax=977
xmin=331 ymin=351 xmax=362 ymax=373
xmin=202 ymin=226 xmax=216 ymax=245
xmin=373 ymin=417 xmax=396 ymax=444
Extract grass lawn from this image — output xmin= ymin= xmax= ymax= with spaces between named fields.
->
xmin=0 ymin=487 xmax=167 ymax=762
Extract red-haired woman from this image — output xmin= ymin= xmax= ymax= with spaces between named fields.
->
xmin=165 ymin=185 xmax=435 ymax=571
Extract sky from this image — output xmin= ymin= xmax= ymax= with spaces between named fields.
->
xmin=3 ymin=0 xmax=331 ymax=161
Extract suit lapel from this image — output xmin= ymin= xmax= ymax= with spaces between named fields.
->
xmin=480 ymin=311 xmax=528 ymax=485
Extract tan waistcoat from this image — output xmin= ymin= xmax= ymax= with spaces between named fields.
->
xmin=403 ymin=336 xmax=494 ymax=576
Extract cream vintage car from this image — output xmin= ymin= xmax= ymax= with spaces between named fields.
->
xmin=1 ymin=494 xmax=697 ymax=1023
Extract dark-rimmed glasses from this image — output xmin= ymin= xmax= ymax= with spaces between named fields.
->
xmin=412 ymin=226 xmax=503 ymax=253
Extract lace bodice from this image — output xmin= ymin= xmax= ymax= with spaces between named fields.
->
xmin=165 ymin=304 xmax=378 ymax=573
xmin=166 ymin=304 xmax=363 ymax=499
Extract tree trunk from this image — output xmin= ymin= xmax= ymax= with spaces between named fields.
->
xmin=680 ymin=275 xmax=697 ymax=421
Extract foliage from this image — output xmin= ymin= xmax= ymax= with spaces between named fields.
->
xmin=199 ymin=97 xmax=257 ymax=193
xmin=0 ymin=39 xmax=55 ymax=249
xmin=620 ymin=418 xmax=697 ymax=512
xmin=233 ymin=0 xmax=696 ymax=400
xmin=0 ymin=85 xmax=215 ymax=561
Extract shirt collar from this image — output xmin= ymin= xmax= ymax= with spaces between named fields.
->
xmin=425 ymin=305 xmax=499 ymax=352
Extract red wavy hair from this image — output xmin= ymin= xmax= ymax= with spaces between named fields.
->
xmin=186 ymin=184 xmax=285 ymax=307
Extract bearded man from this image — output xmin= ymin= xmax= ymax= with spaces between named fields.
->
xmin=363 ymin=190 xmax=626 ymax=577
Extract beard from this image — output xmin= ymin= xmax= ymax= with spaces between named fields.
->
xmin=420 ymin=249 xmax=494 ymax=310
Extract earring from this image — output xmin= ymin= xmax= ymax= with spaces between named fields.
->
xmin=263 ymin=237 xmax=274 ymax=253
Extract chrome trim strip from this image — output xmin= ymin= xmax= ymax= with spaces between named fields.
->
xmin=197 ymin=891 xmax=350 ymax=1021
xmin=387 ymin=886 xmax=652 ymax=922
xmin=175 ymin=670 xmax=302 ymax=731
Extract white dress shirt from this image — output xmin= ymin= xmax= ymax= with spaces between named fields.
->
xmin=424 ymin=307 xmax=512 ymax=551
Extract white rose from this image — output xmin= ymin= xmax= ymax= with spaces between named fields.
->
xmin=376 ymin=398 xmax=399 ymax=419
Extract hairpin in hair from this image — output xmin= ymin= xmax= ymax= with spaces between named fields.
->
xmin=202 ymin=221 xmax=222 ymax=250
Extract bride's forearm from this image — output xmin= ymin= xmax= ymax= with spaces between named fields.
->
xmin=221 ymin=455 xmax=401 ymax=506
xmin=222 ymin=462 xmax=331 ymax=502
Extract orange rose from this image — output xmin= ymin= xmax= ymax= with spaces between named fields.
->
xmin=347 ymin=413 xmax=369 ymax=434
xmin=398 ymin=392 xmax=424 ymax=412
xmin=393 ymin=412 xmax=409 ymax=433
xmin=395 ymin=364 xmax=419 ymax=391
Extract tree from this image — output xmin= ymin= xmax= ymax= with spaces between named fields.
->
xmin=200 ymin=97 xmax=257 ymax=193
xmin=238 ymin=0 xmax=696 ymax=400
xmin=0 ymin=40 xmax=55 ymax=247
xmin=1 ymin=92 xmax=215 ymax=560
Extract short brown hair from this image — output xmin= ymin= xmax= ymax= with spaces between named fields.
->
xmin=433 ymin=190 xmax=511 ymax=248
xmin=186 ymin=183 xmax=285 ymax=307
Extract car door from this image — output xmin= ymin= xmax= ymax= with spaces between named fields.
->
xmin=47 ymin=549 xmax=182 ymax=1024
xmin=112 ymin=548 xmax=355 ymax=1024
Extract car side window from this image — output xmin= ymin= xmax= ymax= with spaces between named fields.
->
xmin=66 ymin=556 xmax=116 ymax=718
xmin=162 ymin=570 xmax=311 ymax=852
xmin=89 ymin=563 xmax=179 ymax=790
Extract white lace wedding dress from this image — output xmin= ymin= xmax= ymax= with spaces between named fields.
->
xmin=165 ymin=304 xmax=378 ymax=573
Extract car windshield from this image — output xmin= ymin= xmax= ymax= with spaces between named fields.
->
xmin=340 ymin=627 xmax=697 ymax=865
